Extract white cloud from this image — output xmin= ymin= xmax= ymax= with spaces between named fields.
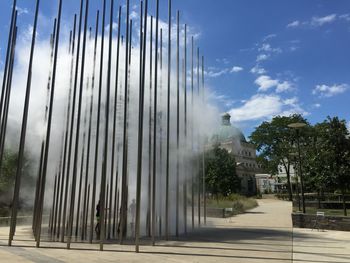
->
xmin=258 ymin=43 xmax=281 ymax=53
xmin=339 ymin=14 xmax=350 ymax=21
xmin=205 ymin=68 xmax=229 ymax=78
xmin=250 ymin=65 xmax=267 ymax=75
xmin=287 ymin=20 xmax=300 ymax=28
xmin=230 ymin=66 xmax=243 ymax=73
xmin=256 ymin=54 xmax=269 ymax=62
xmin=228 ymin=94 xmax=306 ymax=122
xmin=262 ymin=34 xmax=277 ymax=42
xmin=255 ymin=75 xmax=294 ymax=93
xmin=255 ymin=75 xmax=279 ymax=91
xmin=311 ymin=14 xmax=337 ymax=27
xmin=312 ymin=103 xmax=321 ymax=108
xmin=312 ymin=84 xmax=348 ymax=97
xmin=287 ymin=14 xmax=340 ymax=29
xmin=17 ymin=7 xmax=29 ymax=16
xmin=276 ymin=81 xmax=293 ymax=93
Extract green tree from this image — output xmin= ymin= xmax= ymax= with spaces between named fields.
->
xmin=205 ymin=145 xmax=240 ymax=200
xmin=313 ymin=117 xmax=350 ymax=216
xmin=249 ymin=114 xmax=309 ymax=201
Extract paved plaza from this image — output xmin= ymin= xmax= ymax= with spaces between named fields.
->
xmin=0 ymin=199 xmax=349 ymax=262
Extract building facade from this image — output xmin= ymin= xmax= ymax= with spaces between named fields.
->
xmin=212 ymin=113 xmax=259 ymax=196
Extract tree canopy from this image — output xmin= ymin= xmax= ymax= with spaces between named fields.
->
xmin=205 ymin=145 xmax=241 ymax=198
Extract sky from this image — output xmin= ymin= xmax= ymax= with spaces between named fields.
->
xmin=1 ymin=0 xmax=350 ymax=138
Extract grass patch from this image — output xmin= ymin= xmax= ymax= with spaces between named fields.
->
xmin=207 ymin=194 xmax=258 ymax=216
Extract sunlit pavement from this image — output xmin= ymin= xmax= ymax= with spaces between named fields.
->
xmin=0 ymin=199 xmax=349 ymax=262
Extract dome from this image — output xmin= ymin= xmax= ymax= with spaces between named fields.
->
xmin=213 ymin=113 xmax=246 ymax=143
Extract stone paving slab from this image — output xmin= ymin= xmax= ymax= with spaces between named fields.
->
xmin=0 ymin=199 xmax=348 ymax=262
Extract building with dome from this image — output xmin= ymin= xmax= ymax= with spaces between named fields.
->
xmin=211 ymin=113 xmax=259 ymax=196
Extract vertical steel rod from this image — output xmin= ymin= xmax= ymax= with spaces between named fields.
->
xmin=111 ymin=6 xmax=122 ymax=239
xmin=151 ymin=0 xmax=159 ymax=246
xmin=165 ymin=0 xmax=171 ymax=241
xmin=135 ymin=0 xmax=148 ymax=253
xmin=36 ymin=0 xmax=63 ymax=248
xmin=99 ymin=0 xmax=113 ymax=251
xmin=9 ymin=0 xmax=40 ymax=246
xmin=66 ymin=0 xmax=89 ymax=249
xmin=175 ymin=10 xmax=180 ymax=237
xmin=57 ymin=14 xmax=77 ymax=241
xmin=119 ymin=0 xmax=130 ymax=243
xmin=0 ymin=0 xmax=16 ymax=125
xmin=183 ymin=24 xmax=187 ymax=234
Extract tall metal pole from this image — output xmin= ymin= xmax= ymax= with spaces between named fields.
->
xmin=147 ymin=15 xmax=153 ymax=238
xmin=135 ymin=0 xmax=148 ymax=253
xmin=175 ymin=10 xmax=180 ymax=237
xmin=99 ymin=0 xmax=113 ymax=251
xmin=62 ymin=0 xmax=85 ymax=242
xmin=9 ymin=0 xmax=40 ymax=246
xmin=0 ymin=11 xmax=17 ymax=176
xmin=89 ymin=0 xmax=106 ymax=244
xmin=119 ymin=0 xmax=130 ymax=243
xmin=190 ymin=36 xmax=194 ymax=230
xmin=0 ymin=0 xmax=16 ymax=125
xmin=111 ymin=6 xmax=122 ymax=239
xmin=36 ymin=0 xmax=63 ymax=248
xmin=165 ymin=0 xmax=171 ymax=241
xmin=197 ymin=47 xmax=201 ymax=226
xmin=67 ymin=0 xmax=89 ymax=248
xmin=183 ymin=24 xmax=187 ymax=234
xmin=158 ymin=28 xmax=163 ymax=238
xmin=57 ymin=14 xmax=77 ymax=241
xmin=89 ymin=9 xmax=101 ymax=244
xmin=297 ymin=130 xmax=306 ymax=214
xmin=151 ymin=0 xmax=159 ymax=246
xmin=75 ymin=77 xmax=89 ymax=238
xmin=202 ymin=55 xmax=206 ymax=225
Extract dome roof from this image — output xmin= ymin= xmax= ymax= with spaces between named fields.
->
xmin=213 ymin=113 xmax=247 ymax=143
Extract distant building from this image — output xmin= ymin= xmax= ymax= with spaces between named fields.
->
xmin=211 ymin=113 xmax=259 ymax=196
xmin=255 ymin=174 xmax=276 ymax=194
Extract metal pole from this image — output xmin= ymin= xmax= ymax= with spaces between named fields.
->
xmin=62 ymin=0 xmax=85 ymax=243
xmin=191 ymin=36 xmax=194 ymax=230
xmin=66 ymin=0 xmax=89 ymax=249
xmin=151 ymin=0 xmax=159 ymax=246
xmin=57 ymin=14 xmax=77 ymax=241
xmin=297 ymin=130 xmax=306 ymax=214
xmin=9 ymin=0 xmax=40 ymax=246
xmin=147 ymin=15 xmax=153 ymax=238
xmin=109 ymin=5 xmax=122 ymax=240
xmin=119 ymin=0 xmax=130 ymax=243
xmin=197 ymin=47 xmax=200 ymax=226
xmin=158 ymin=28 xmax=163 ymax=238
xmin=50 ymin=175 xmax=58 ymax=235
xmin=0 ymin=28 xmax=17 ymax=212
xmin=175 ymin=10 xmax=180 ymax=237
xmin=165 ymin=0 xmax=171 ymax=241
xmin=33 ymin=19 xmax=56 ymax=240
xmin=183 ymin=24 xmax=187 ymax=234
xmin=88 ymin=9 xmax=100 ymax=244
xmin=75 ymin=78 xmax=89 ymax=238
xmin=0 ymin=0 xmax=16 ymax=125
xmin=111 ymin=6 xmax=122 ymax=239
xmin=0 ymin=11 xmax=17 ymax=177
xmin=36 ymin=0 xmax=63 ymax=248
xmin=202 ymin=55 xmax=206 ymax=225
xmin=135 ymin=0 xmax=148 ymax=253
xmin=99 ymin=0 xmax=113 ymax=251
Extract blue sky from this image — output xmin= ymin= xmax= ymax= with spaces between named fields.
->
xmin=1 ymin=0 xmax=350 ymax=137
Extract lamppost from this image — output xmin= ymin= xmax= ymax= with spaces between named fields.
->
xmin=290 ymin=152 xmax=301 ymax=212
xmin=288 ymin=122 xmax=306 ymax=213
